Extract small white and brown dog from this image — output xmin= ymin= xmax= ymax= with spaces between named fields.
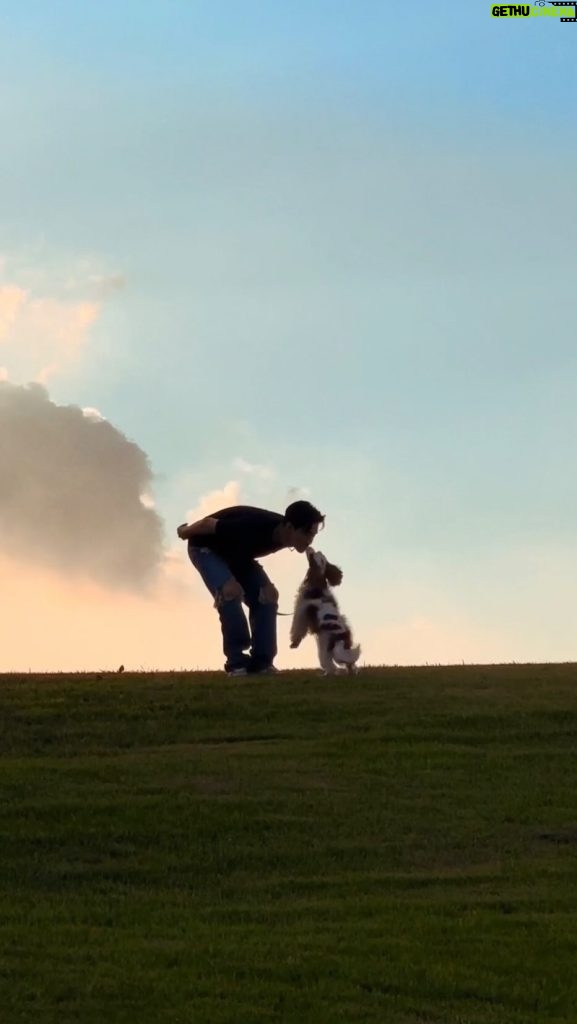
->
xmin=290 ymin=549 xmax=361 ymax=674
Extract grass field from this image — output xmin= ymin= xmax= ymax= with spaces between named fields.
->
xmin=1 ymin=664 xmax=577 ymax=1023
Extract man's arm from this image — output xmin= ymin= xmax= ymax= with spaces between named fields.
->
xmin=177 ymin=512 xmax=252 ymax=543
xmin=177 ymin=516 xmax=218 ymax=540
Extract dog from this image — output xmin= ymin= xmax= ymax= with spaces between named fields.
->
xmin=290 ymin=549 xmax=361 ymax=674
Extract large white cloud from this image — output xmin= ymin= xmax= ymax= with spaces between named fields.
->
xmin=0 ymin=381 xmax=164 ymax=588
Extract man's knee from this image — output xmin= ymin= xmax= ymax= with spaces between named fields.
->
xmin=214 ymin=578 xmax=245 ymax=608
xmin=259 ymin=582 xmax=279 ymax=605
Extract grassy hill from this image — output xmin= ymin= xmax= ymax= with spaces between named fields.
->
xmin=1 ymin=664 xmax=577 ymax=1023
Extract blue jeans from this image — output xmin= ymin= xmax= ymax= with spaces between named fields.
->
xmin=188 ymin=545 xmax=278 ymax=672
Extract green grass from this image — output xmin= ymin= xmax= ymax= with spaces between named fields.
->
xmin=1 ymin=664 xmax=577 ymax=1023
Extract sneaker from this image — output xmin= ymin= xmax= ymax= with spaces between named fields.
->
xmin=226 ymin=668 xmax=248 ymax=677
xmin=250 ymin=665 xmax=279 ymax=675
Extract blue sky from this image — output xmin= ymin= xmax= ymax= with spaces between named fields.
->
xmin=1 ymin=1 xmax=576 ymax=667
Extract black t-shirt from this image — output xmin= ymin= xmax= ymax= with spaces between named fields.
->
xmin=189 ymin=505 xmax=285 ymax=568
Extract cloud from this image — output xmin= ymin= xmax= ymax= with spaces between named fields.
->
xmin=84 ymin=273 xmax=127 ymax=298
xmin=233 ymin=457 xmax=276 ymax=481
xmin=0 ymin=282 xmax=99 ymax=382
xmin=0 ymin=255 xmax=125 ymax=383
xmin=185 ymin=480 xmax=242 ymax=523
xmin=82 ymin=405 xmax=104 ymax=421
xmin=0 ymin=285 xmax=27 ymax=339
xmin=33 ymin=299 xmax=99 ymax=382
xmin=0 ymin=381 xmax=164 ymax=588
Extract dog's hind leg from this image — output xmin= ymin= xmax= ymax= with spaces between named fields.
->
xmin=317 ymin=632 xmax=338 ymax=674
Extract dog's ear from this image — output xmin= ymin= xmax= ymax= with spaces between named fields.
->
xmin=325 ymin=563 xmax=343 ymax=587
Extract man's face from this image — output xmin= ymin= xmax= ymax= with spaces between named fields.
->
xmin=292 ymin=523 xmax=319 ymax=553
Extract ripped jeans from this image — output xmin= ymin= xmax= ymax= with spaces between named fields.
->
xmin=188 ymin=545 xmax=278 ymax=673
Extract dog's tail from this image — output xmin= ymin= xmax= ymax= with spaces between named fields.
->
xmin=333 ymin=641 xmax=361 ymax=666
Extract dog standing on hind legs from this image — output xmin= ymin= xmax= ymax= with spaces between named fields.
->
xmin=290 ymin=549 xmax=361 ymax=674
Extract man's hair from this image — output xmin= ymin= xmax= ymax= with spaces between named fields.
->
xmin=284 ymin=500 xmax=325 ymax=531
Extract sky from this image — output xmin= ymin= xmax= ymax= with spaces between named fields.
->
xmin=1 ymin=0 xmax=576 ymax=671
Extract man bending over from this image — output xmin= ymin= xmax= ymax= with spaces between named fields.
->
xmin=177 ymin=500 xmax=330 ymax=676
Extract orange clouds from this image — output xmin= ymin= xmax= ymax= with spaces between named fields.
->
xmin=0 ymin=285 xmax=27 ymax=338
xmin=0 ymin=254 xmax=126 ymax=385
xmin=0 ymin=283 xmax=99 ymax=383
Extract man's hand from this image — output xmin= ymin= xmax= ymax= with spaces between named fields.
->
xmin=259 ymin=582 xmax=279 ymax=605
xmin=289 ymin=639 xmax=301 ymax=649
xmin=177 ymin=523 xmax=189 ymax=540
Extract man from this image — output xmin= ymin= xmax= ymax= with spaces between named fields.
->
xmin=177 ymin=500 xmax=329 ymax=676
